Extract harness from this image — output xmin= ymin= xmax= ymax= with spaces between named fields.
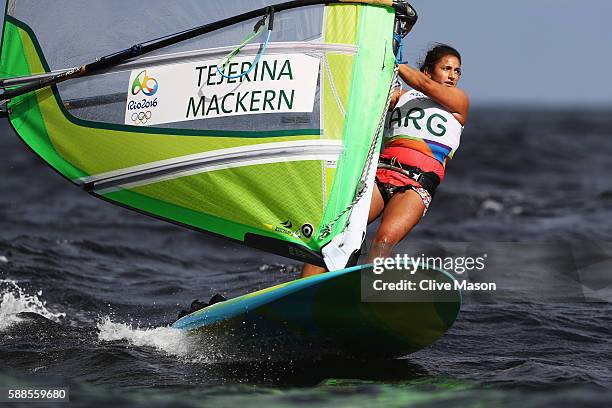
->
xmin=377 ymin=157 xmax=440 ymax=197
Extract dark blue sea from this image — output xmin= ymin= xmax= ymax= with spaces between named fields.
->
xmin=1 ymin=108 xmax=612 ymax=407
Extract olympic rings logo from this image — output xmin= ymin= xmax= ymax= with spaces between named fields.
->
xmin=131 ymin=111 xmax=152 ymax=124
xmin=131 ymin=70 xmax=159 ymax=96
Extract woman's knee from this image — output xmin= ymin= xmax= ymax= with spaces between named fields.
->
xmin=372 ymin=231 xmax=401 ymax=247
xmin=367 ymin=233 xmax=399 ymax=260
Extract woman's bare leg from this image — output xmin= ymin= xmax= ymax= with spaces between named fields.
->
xmin=368 ymin=185 xmax=385 ymax=224
xmin=366 ymin=190 xmax=425 ymax=262
xmin=301 ymin=263 xmax=326 ymax=278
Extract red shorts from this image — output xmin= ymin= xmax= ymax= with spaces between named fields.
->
xmin=375 ymin=146 xmax=445 ymax=214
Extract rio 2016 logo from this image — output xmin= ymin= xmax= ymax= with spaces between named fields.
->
xmin=131 ymin=70 xmax=159 ymax=96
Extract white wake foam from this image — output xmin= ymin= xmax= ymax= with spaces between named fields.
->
xmin=0 ymin=279 xmax=66 ymax=331
xmin=96 ymin=316 xmax=209 ymax=360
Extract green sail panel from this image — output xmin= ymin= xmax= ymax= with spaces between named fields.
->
xmin=0 ymin=1 xmax=395 ymax=268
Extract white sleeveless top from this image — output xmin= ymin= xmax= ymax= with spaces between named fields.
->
xmin=385 ymin=89 xmax=463 ymax=165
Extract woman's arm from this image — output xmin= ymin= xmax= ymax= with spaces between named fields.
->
xmin=398 ymin=64 xmax=469 ymax=125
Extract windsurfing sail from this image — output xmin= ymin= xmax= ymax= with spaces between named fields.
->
xmin=0 ymin=0 xmax=415 ymax=269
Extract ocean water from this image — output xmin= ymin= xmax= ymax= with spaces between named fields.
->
xmin=1 ymin=108 xmax=612 ymax=407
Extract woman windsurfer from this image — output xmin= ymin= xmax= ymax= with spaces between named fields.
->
xmin=302 ymin=44 xmax=469 ymax=277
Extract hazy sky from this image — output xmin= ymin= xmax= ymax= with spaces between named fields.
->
xmin=404 ymin=0 xmax=612 ymax=107
xmin=1 ymin=0 xmax=610 ymax=107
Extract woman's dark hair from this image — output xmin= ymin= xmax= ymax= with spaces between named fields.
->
xmin=419 ymin=44 xmax=461 ymax=74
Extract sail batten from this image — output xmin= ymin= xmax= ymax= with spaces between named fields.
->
xmin=83 ymin=141 xmax=344 ymax=193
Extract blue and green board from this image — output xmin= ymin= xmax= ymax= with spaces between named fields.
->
xmin=173 ymin=265 xmax=461 ymax=358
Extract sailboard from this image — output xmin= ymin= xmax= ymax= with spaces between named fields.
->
xmin=173 ymin=263 xmax=461 ymax=358
xmin=0 ymin=0 xmax=418 ymax=270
